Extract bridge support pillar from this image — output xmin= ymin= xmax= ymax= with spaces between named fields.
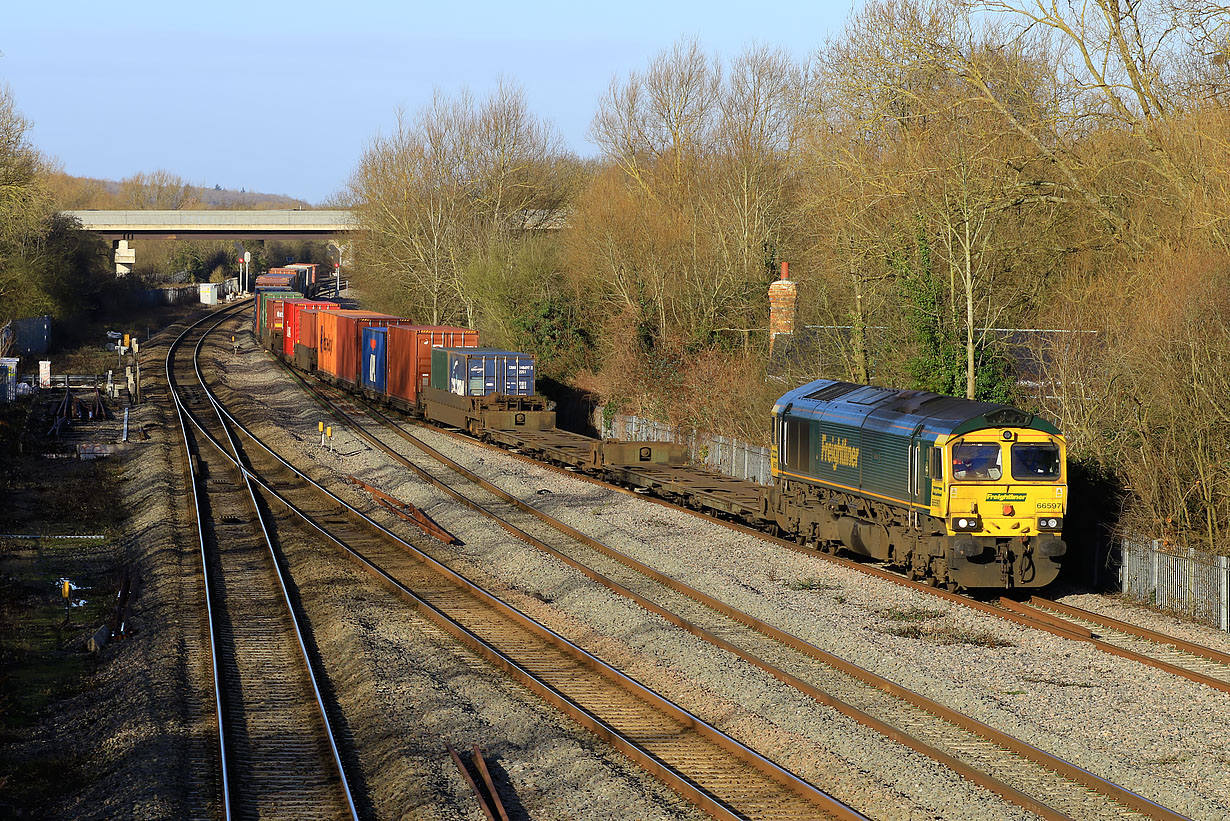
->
xmin=113 ymin=240 xmax=136 ymax=277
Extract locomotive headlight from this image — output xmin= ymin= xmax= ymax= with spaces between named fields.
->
xmin=1036 ymin=516 xmax=1064 ymax=531
xmin=952 ymin=517 xmax=981 ymax=532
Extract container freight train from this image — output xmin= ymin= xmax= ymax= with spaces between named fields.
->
xmin=252 ymin=295 xmax=1068 ymax=590
xmin=254 ymin=263 xmax=323 ymax=297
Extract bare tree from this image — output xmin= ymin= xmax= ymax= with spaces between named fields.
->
xmin=118 ymin=169 xmax=200 ymax=210
xmin=349 ymin=83 xmax=569 ymax=326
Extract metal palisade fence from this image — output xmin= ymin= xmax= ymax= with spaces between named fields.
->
xmin=1120 ymin=538 xmax=1230 ymax=632
xmin=607 ymin=413 xmax=773 ymax=486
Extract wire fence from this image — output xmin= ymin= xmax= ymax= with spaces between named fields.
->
xmin=605 ymin=413 xmax=772 ymax=485
xmin=1119 ymin=538 xmax=1230 ymax=632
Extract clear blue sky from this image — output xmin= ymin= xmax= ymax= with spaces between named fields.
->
xmin=2 ymin=1 xmax=855 ymax=204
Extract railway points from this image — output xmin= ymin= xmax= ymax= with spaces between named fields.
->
xmin=185 ymin=305 xmax=873 ymax=821
xmin=282 ymin=363 xmax=1188 ymax=821
xmin=122 ymin=293 xmax=1230 ymax=820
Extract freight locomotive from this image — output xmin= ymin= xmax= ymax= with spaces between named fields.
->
xmin=248 ymin=287 xmax=1067 ymax=590
xmin=767 ymin=380 xmax=1066 ymax=590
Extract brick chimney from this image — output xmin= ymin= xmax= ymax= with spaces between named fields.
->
xmin=769 ymin=261 xmax=797 ymax=354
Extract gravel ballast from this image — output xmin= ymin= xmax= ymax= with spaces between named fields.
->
xmin=21 ymin=320 xmax=218 ymax=820
xmin=220 ymin=322 xmax=1230 ymax=820
xmin=219 ymin=330 xmax=1034 ymax=820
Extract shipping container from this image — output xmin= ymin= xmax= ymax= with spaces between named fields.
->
xmin=430 ymin=348 xmax=536 ymax=397
xmin=268 ymin=267 xmax=303 ymax=293
xmin=386 ymin=325 xmax=479 ymax=406
xmin=263 ymin=295 xmax=302 ymax=339
xmin=254 ymin=290 xmax=298 ymax=334
xmin=299 ymin=309 xmax=321 ymax=351
xmin=295 ymin=309 xmax=325 ymax=371
xmin=268 ymin=264 xmax=319 ymax=294
xmin=286 ymin=263 xmax=319 ymax=291
xmin=256 ymin=272 xmax=297 ymax=291
xmin=360 ymin=327 xmax=388 ymax=394
xmin=316 ymin=310 xmax=403 ymax=384
xmin=283 ymin=300 xmax=339 ymax=357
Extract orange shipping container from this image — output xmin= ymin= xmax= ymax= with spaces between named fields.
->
xmin=282 ymin=299 xmax=339 ymax=357
xmin=316 ymin=310 xmax=403 ymax=384
xmin=387 ymin=325 xmax=479 ymax=405
xmin=299 ymin=309 xmax=320 ymax=352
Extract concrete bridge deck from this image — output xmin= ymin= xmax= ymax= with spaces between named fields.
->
xmin=63 ymin=209 xmax=357 ymax=241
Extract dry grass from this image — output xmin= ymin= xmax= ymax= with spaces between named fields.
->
xmin=879 ymin=620 xmax=1014 ymax=648
xmin=877 ymin=605 xmax=946 ymax=622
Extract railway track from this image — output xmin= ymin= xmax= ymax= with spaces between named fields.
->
xmin=315 ymin=368 xmax=1230 ymax=704
xmin=283 ymin=365 xmax=1187 ymax=821
xmin=195 ymin=311 xmax=869 ymax=821
xmin=1002 ymin=597 xmax=1230 ymax=694
xmin=167 ymin=304 xmax=360 ymax=820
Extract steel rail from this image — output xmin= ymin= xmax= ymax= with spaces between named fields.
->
xmin=190 ymin=325 xmax=360 ymax=820
xmin=1005 ymin=598 xmax=1230 ymax=694
xmin=447 ymin=744 xmax=508 ymax=821
xmin=345 ymin=388 xmax=1219 ymax=697
xmin=167 ymin=302 xmax=359 ymax=820
xmin=291 ymin=373 xmax=1186 ymax=821
xmin=201 ymin=321 xmax=869 ymax=821
xmin=165 ymin=307 xmax=237 ymax=820
xmin=470 ymin=745 xmax=511 ymax=821
xmin=1031 ymin=597 xmax=1230 ymax=666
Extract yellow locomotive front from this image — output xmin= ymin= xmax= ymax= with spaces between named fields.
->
xmin=930 ymin=428 xmax=1068 ymax=588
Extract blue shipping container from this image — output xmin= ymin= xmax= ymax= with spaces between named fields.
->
xmin=436 ymin=348 xmax=536 ymax=397
xmin=360 ymin=326 xmax=388 ymax=393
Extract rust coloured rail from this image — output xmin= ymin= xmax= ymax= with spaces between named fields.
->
xmin=997 ymin=598 xmax=1230 ymax=695
xmin=205 ymin=342 xmax=870 ymax=821
xmin=295 ymin=376 xmax=1187 ymax=821
xmin=447 ymin=744 xmax=509 ymax=821
xmin=1031 ymin=597 xmax=1230 ymax=666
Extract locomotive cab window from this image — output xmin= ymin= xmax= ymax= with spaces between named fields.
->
xmin=952 ymin=442 xmax=1002 ymax=481
xmin=1011 ymin=442 xmax=1061 ymax=480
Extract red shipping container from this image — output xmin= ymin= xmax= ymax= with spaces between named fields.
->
xmin=282 ymin=299 xmax=339 ymax=357
xmin=316 ymin=310 xmax=403 ymax=384
xmin=265 ymin=296 xmax=297 ymax=335
xmin=387 ymin=325 xmax=479 ymax=405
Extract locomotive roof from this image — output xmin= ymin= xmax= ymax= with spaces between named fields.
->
xmin=774 ymin=379 xmax=1061 ymax=439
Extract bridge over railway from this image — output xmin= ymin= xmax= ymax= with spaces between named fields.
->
xmin=63 ymin=210 xmax=358 ymax=275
